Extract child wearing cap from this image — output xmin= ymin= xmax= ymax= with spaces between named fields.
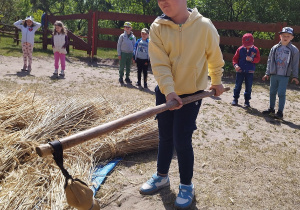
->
xmin=231 ymin=33 xmax=261 ymax=107
xmin=117 ymin=22 xmax=136 ymax=84
xmin=133 ymin=28 xmax=150 ymax=88
xmin=139 ymin=0 xmax=226 ymax=208
xmin=14 ymin=16 xmax=41 ymax=72
xmin=262 ymin=27 xmax=299 ymax=119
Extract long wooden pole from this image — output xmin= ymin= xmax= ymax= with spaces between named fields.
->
xmin=36 ymin=87 xmax=229 ymax=157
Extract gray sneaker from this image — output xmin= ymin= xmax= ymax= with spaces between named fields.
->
xmin=231 ymin=99 xmax=238 ymax=106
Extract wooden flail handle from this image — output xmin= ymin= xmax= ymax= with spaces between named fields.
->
xmin=36 ymin=87 xmax=230 ymax=157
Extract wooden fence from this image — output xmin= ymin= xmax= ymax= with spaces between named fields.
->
xmin=3 ymin=11 xmax=300 ymax=64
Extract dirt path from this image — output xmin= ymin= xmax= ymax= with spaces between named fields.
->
xmin=1 ymin=55 xmax=300 ymax=209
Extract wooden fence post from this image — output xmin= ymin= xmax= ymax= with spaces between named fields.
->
xmin=43 ymin=14 xmax=49 ymax=50
xmin=92 ymin=11 xmax=98 ymax=57
xmin=274 ymin=22 xmax=287 ymax=45
xmin=15 ymin=17 xmax=19 ymax=45
xmin=87 ymin=10 xmax=93 ymax=55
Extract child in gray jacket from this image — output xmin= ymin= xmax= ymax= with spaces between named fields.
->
xmin=262 ymin=27 xmax=299 ymax=119
xmin=117 ymin=22 xmax=136 ymax=84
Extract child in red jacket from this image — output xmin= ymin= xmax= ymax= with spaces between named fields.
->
xmin=232 ymin=33 xmax=260 ymax=107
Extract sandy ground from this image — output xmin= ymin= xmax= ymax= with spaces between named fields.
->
xmin=1 ymin=55 xmax=300 ymax=209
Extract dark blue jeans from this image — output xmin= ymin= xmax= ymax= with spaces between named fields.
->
xmin=233 ymin=72 xmax=254 ymax=101
xmin=155 ymin=86 xmax=202 ymax=185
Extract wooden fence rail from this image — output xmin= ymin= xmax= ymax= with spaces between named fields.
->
xmin=2 ymin=11 xmax=300 ymax=65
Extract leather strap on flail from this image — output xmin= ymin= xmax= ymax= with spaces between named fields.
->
xmin=48 ymin=140 xmax=100 ymax=210
xmin=49 ymin=140 xmax=73 ymax=183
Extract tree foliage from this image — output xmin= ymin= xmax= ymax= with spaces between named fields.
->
xmin=1 ymin=0 xmax=299 ymax=38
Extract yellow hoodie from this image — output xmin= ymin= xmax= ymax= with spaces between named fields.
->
xmin=149 ymin=8 xmax=224 ymax=96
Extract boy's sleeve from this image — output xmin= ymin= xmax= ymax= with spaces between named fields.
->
xmin=232 ymin=48 xmax=240 ymax=67
xmin=133 ymin=39 xmax=138 ymax=59
xmin=252 ymin=46 xmax=261 ymax=64
xmin=205 ymin=20 xmax=224 ymax=85
xmin=117 ymin=35 xmax=122 ymax=56
xmin=149 ymin=24 xmax=174 ymax=96
xmin=291 ymin=48 xmax=299 ymax=78
xmin=265 ymin=47 xmax=274 ymax=75
xmin=13 ymin=20 xmax=23 ymax=30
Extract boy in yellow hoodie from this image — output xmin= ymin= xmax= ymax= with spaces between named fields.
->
xmin=139 ymin=0 xmax=225 ymax=209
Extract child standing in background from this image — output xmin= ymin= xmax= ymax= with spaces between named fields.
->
xmin=117 ymin=22 xmax=136 ymax=84
xmin=133 ymin=28 xmax=150 ymax=88
xmin=232 ymin=33 xmax=260 ymax=107
xmin=52 ymin=21 xmax=68 ymax=77
xmin=262 ymin=27 xmax=299 ymax=119
xmin=14 ymin=16 xmax=41 ymax=72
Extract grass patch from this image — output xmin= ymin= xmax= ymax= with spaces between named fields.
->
xmin=0 ymin=34 xmax=118 ymax=59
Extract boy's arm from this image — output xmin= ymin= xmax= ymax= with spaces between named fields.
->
xmin=149 ymin=24 xmax=174 ymax=96
xmin=232 ymin=48 xmax=240 ymax=67
xmin=232 ymin=47 xmax=241 ymax=71
xmin=252 ymin=46 xmax=261 ymax=63
xmin=265 ymin=47 xmax=274 ymax=75
xmin=117 ymin=35 xmax=123 ymax=56
xmin=291 ymin=48 xmax=299 ymax=79
xmin=133 ymin=39 xmax=139 ymax=59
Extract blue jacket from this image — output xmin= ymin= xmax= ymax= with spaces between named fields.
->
xmin=232 ymin=46 xmax=260 ymax=72
xmin=133 ymin=38 xmax=149 ymax=60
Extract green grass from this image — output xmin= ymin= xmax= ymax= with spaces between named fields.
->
xmin=0 ymin=34 xmax=118 ymax=59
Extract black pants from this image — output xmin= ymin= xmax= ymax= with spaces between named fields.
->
xmin=155 ymin=86 xmax=202 ymax=185
xmin=136 ymin=58 xmax=149 ymax=84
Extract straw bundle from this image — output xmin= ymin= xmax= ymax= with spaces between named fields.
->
xmin=0 ymin=88 xmax=159 ymax=209
xmin=93 ymin=120 xmax=159 ymax=161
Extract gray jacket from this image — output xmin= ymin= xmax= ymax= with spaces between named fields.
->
xmin=117 ymin=31 xmax=136 ymax=56
xmin=266 ymin=42 xmax=299 ymax=78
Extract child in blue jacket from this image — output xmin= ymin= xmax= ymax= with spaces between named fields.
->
xmin=232 ymin=33 xmax=260 ymax=107
xmin=133 ymin=28 xmax=150 ymax=88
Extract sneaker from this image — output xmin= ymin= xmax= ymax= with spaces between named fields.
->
xmin=27 ymin=65 xmax=31 ymax=72
xmin=262 ymin=108 xmax=275 ymax=115
xmin=136 ymin=81 xmax=141 ymax=86
xmin=275 ymin=110 xmax=283 ymax=119
xmin=139 ymin=173 xmax=170 ymax=195
xmin=175 ymin=183 xmax=195 ymax=209
xmin=53 ymin=69 xmax=58 ymax=76
xmin=21 ymin=65 xmax=27 ymax=71
xmin=125 ymin=78 xmax=132 ymax=84
xmin=244 ymin=101 xmax=250 ymax=108
xmin=119 ymin=78 xmax=124 ymax=84
xmin=231 ymin=99 xmax=238 ymax=106
xmin=59 ymin=70 xmax=65 ymax=76
xmin=144 ymin=83 xmax=148 ymax=89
